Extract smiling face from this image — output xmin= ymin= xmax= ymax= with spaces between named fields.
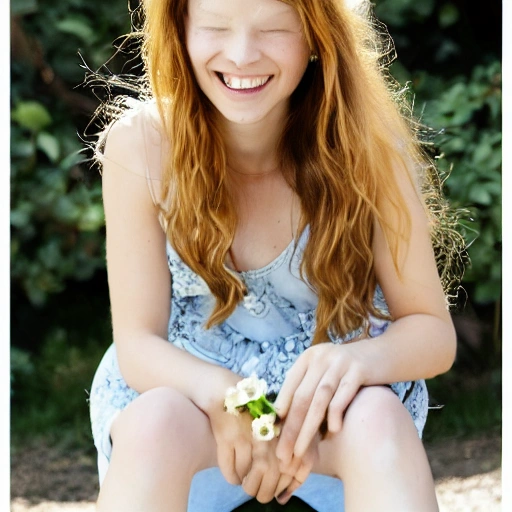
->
xmin=185 ymin=0 xmax=311 ymax=128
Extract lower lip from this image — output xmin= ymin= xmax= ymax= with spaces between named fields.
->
xmin=219 ymin=76 xmax=272 ymax=95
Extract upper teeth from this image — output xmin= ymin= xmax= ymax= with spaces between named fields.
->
xmin=222 ymin=75 xmax=270 ymax=89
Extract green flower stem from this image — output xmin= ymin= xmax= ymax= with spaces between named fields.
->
xmin=260 ymin=395 xmax=276 ymax=414
xmin=245 ymin=395 xmax=276 ymax=419
xmin=246 ymin=401 xmax=263 ymax=418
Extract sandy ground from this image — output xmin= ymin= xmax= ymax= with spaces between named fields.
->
xmin=10 ymin=434 xmax=502 ymax=511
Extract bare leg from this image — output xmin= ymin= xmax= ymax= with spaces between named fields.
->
xmin=96 ymin=386 xmax=218 ymax=512
xmin=315 ymin=386 xmax=439 ymax=512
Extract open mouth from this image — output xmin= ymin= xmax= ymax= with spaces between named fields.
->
xmin=216 ymin=72 xmax=272 ymax=91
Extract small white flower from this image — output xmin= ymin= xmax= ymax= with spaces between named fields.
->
xmin=252 ymin=413 xmax=278 ymax=441
xmin=224 ymin=387 xmax=242 ymax=416
xmin=236 ymin=374 xmax=267 ymax=405
xmin=224 ymin=375 xmax=269 ymax=414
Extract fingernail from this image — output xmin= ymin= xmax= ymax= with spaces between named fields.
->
xmin=276 ymin=490 xmax=290 ymax=504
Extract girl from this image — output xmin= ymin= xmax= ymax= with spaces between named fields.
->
xmin=88 ymin=0 xmax=463 ymax=510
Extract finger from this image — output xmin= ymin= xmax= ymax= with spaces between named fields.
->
xmin=278 ymin=451 xmax=302 ymax=476
xmin=273 ymin=356 xmax=308 ymax=418
xmin=241 ymin=464 xmax=263 ymax=498
xmin=255 ymin=464 xmax=281 ymax=503
xmin=327 ymin=376 xmax=361 ymax=433
xmin=294 ymin=458 xmax=313 ymax=486
xmin=276 ymin=476 xmax=303 ymax=505
xmin=242 ymin=440 xmax=271 ymax=498
xmin=284 ymin=477 xmax=304 ymax=501
xmin=234 ymin=442 xmax=252 ymax=483
xmin=276 ymin=458 xmax=312 ymax=505
xmin=274 ymin=473 xmax=294 ymax=500
xmin=218 ymin=446 xmax=241 ymax=485
xmin=291 ymin=370 xmax=341 ymax=458
xmin=275 ymin=372 xmax=321 ymax=463
xmin=247 ymin=440 xmax=283 ymax=503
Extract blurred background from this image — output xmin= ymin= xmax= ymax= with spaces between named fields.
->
xmin=10 ymin=0 xmax=502 ymax=506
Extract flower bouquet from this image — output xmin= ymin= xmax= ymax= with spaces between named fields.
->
xmin=224 ymin=374 xmax=280 ymax=441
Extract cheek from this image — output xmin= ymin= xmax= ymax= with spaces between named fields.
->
xmin=271 ymin=37 xmax=310 ymax=76
xmin=186 ymin=34 xmax=216 ymax=74
xmin=279 ymin=48 xmax=310 ymax=83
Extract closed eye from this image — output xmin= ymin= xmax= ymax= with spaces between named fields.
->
xmin=201 ymin=27 xmax=228 ymax=32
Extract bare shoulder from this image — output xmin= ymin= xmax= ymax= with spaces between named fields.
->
xmin=102 ymin=99 xmax=167 ymax=183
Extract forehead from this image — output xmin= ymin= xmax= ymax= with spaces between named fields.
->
xmin=188 ymin=0 xmax=297 ymax=19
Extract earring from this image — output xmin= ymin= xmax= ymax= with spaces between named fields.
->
xmin=309 ymin=54 xmax=319 ymax=63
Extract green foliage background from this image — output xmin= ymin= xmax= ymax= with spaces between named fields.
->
xmin=11 ymin=0 xmax=502 ymax=451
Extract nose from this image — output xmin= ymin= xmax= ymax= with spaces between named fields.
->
xmin=224 ymin=30 xmax=261 ymax=68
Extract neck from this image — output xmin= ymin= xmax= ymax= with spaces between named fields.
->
xmin=215 ymin=106 xmax=287 ymax=176
xmin=227 ymin=164 xmax=280 ymax=177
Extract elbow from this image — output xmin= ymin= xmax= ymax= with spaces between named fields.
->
xmin=115 ymin=344 xmax=134 ymax=387
xmin=434 ymin=317 xmax=458 ymax=377
xmin=114 ymin=338 xmax=143 ymax=391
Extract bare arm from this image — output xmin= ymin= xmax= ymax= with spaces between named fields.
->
xmin=355 ymin=165 xmax=457 ymax=385
xmin=101 ymin=112 xmax=240 ymax=415
xmin=275 ymin=162 xmax=457 ymax=462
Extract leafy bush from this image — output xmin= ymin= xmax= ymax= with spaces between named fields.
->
xmin=375 ymin=0 xmax=502 ymax=307
xmin=11 ymin=0 xmax=133 ymax=443
xmin=10 ymin=347 xmax=35 ymax=395
xmin=11 ymin=105 xmax=105 ymax=305
xmin=417 ymin=62 xmax=502 ymax=305
xmin=11 ymin=0 xmax=133 ymax=307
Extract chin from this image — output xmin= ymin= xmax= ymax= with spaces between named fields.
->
xmin=217 ymin=109 xmax=268 ymax=126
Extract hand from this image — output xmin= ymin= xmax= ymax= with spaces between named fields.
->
xmin=274 ymin=342 xmax=367 ymax=465
xmin=241 ymin=437 xmax=283 ymax=503
xmin=208 ymin=401 xmax=254 ymax=486
xmin=275 ymin=432 xmax=320 ymax=505
xmin=206 ymin=377 xmax=283 ymax=503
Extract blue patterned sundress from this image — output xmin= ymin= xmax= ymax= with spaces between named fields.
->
xmin=88 ymin=226 xmax=429 ymax=511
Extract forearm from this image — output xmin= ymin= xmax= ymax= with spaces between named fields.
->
xmin=356 ymin=313 xmax=457 ymax=386
xmin=115 ymin=333 xmax=241 ymax=415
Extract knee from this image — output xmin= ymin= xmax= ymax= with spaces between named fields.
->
xmin=111 ymin=387 xmax=204 ymax=463
xmin=339 ymin=386 xmax=417 ymax=467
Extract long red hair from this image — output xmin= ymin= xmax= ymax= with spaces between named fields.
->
xmin=106 ymin=0 xmax=462 ymax=344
